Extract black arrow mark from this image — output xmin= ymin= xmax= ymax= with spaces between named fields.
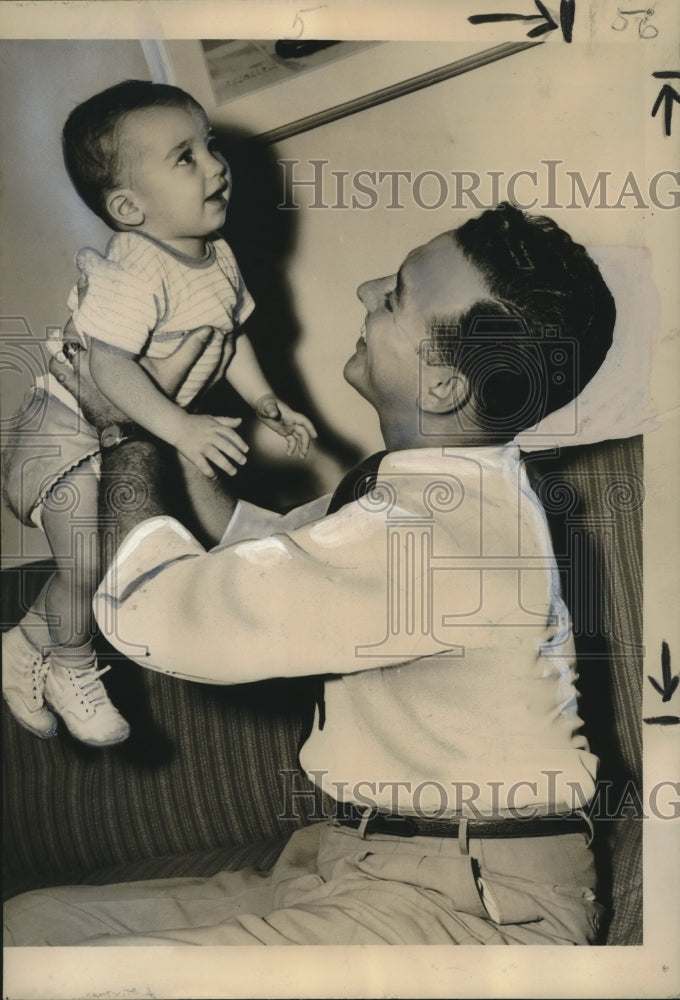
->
xmin=651 ymin=75 xmax=680 ymax=137
xmin=644 ymin=642 xmax=680 ymax=726
xmin=648 ymin=641 xmax=679 ymax=702
xmin=469 ymin=0 xmax=559 ymax=38
xmin=560 ymin=1 xmax=575 ymax=43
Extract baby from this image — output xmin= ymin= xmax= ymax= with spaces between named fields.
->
xmin=2 ymin=80 xmax=316 ymax=747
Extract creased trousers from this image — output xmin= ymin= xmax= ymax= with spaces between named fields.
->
xmin=3 ymin=820 xmax=604 ymax=946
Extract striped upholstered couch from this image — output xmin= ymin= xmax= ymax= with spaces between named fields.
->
xmin=2 ymin=437 xmax=643 ymax=945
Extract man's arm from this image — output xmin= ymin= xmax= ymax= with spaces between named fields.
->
xmin=98 ymin=440 xmax=167 ymax=552
xmin=92 ymin=501 xmax=415 ymax=684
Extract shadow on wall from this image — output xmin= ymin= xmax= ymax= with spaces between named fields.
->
xmin=207 ymin=124 xmax=363 ymax=513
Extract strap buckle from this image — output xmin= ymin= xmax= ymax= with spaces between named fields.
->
xmin=353 ymin=809 xmax=418 ymax=839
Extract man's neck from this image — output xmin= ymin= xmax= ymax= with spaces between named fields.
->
xmin=380 ymin=414 xmax=510 ymax=452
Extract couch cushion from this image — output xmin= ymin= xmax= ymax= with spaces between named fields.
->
xmin=4 ymin=837 xmax=289 ymax=901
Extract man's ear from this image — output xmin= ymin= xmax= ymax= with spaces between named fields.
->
xmin=105 ymin=189 xmax=144 ymax=229
xmin=418 ymin=365 xmax=471 ymax=415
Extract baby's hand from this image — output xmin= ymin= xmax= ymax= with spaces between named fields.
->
xmin=172 ymin=413 xmax=249 ymax=478
xmin=255 ymin=395 xmax=318 ymax=458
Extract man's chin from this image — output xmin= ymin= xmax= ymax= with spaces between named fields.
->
xmin=343 ymin=355 xmax=368 ymax=398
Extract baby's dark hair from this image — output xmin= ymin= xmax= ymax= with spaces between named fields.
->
xmin=429 ymin=203 xmax=615 ymax=436
xmin=62 ymin=79 xmax=204 ymax=226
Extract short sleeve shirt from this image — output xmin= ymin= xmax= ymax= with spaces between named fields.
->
xmin=68 ymin=232 xmax=255 ymax=407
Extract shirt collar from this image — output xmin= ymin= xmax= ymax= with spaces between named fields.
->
xmin=377 ymin=442 xmax=520 ymax=476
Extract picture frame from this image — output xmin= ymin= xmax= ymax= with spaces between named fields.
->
xmin=144 ymin=37 xmax=541 ymax=144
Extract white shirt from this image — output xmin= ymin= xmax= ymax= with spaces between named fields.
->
xmin=94 ymin=444 xmax=598 ymax=815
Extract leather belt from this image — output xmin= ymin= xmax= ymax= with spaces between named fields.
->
xmin=335 ymin=805 xmax=589 ymax=841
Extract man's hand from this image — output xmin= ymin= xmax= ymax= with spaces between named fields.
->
xmin=140 ymin=327 xmax=215 ymax=398
xmin=255 ymin=394 xmax=318 ymax=458
xmin=49 ymin=326 xmax=216 ymax=431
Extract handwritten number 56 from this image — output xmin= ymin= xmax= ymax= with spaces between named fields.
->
xmin=612 ymin=8 xmax=659 ymax=38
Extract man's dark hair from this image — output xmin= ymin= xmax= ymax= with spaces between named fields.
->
xmin=62 ymin=79 xmax=204 ymax=226
xmin=430 ymin=202 xmax=615 ymax=435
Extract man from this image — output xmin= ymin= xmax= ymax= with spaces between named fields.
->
xmin=4 ymin=203 xmax=615 ymax=946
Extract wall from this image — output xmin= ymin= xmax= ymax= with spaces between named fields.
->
xmin=0 ymin=38 xmax=655 ymax=562
xmin=269 ymin=40 xmax=648 ymax=452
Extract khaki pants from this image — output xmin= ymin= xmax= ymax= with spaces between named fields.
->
xmin=3 ymin=821 xmax=603 ymax=946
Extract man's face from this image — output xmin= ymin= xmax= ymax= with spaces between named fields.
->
xmin=344 ymin=233 xmax=489 ymax=417
xmin=118 ymin=104 xmax=231 ymax=242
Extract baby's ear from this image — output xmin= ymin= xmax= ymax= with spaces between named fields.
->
xmin=106 ymin=189 xmax=144 ymax=228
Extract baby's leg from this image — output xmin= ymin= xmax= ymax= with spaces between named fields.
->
xmin=39 ymin=461 xmax=129 ymax=746
xmin=3 ymin=462 xmax=99 ymax=740
xmin=2 ymin=596 xmax=57 ymax=738
xmin=41 ymin=459 xmax=100 ymax=649
xmin=175 ymin=452 xmax=238 ymax=549
xmin=1 ymin=462 xmax=99 ymax=740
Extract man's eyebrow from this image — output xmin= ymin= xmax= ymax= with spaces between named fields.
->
xmin=394 ymin=246 xmax=422 ymax=305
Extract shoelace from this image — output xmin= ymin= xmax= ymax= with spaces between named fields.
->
xmin=30 ymin=655 xmax=50 ymax=706
xmin=63 ymin=663 xmax=114 ymax=711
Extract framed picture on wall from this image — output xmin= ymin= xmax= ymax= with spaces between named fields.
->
xmin=143 ymin=37 xmax=541 ymax=144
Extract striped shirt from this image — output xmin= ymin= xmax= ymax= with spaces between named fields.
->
xmin=68 ymin=232 xmax=255 ymax=408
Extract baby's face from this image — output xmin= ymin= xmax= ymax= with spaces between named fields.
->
xmin=117 ymin=104 xmax=231 ymax=243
